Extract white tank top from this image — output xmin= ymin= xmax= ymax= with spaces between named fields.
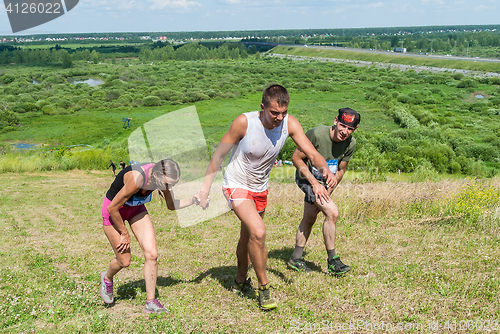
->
xmin=223 ymin=111 xmax=289 ymax=192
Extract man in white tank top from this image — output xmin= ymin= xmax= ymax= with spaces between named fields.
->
xmin=198 ymin=85 xmax=336 ymax=310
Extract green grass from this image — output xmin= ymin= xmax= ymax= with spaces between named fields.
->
xmin=1 ymin=56 xmax=500 ymax=176
xmin=0 ymin=171 xmax=499 ymax=333
xmin=1 ymin=89 xmax=395 ymax=148
xmin=272 ymin=46 xmax=500 ymax=73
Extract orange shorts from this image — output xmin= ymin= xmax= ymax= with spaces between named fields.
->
xmin=222 ymin=187 xmax=268 ymax=212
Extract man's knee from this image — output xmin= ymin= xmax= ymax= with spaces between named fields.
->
xmin=249 ymin=227 xmax=266 ymax=245
xmin=324 ymin=208 xmax=339 ymax=222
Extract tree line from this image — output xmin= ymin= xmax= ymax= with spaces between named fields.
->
xmin=255 ymin=31 xmax=500 ymax=57
xmin=0 ymin=42 xmax=258 ymax=67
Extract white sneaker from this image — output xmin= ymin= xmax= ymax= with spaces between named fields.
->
xmin=100 ymin=271 xmax=114 ymax=304
xmin=144 ymin=299 xmax=169 ymax=314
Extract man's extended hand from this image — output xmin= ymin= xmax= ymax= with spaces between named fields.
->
xmin=323 ymin=169 xmax=338 ymax=189
xmin=312 ymin=182 xmax=330 ymax=205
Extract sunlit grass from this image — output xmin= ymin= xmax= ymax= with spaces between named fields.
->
xmin=1 ymin=171 xmax=499 ymax=332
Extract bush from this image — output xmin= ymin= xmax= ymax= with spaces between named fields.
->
xmin=143 ymin=96 xmax=161 ymax=106
xmin=77 ymin=98 xmax=92 ymax=108
xmin=117 ymin=94 xmax=132 ymax=104
xmin=0 ymin=74 xmax=15 ymax=84
xmin=92 ymin=91 xmax=105 ymax=98
xmin=397 ymin=94 xmax=411 ymax=104
xmin=22 ymin=102 xmax=37 ymax=112
xmin=36 ymin=100 xmax=50 ymax=109
xmin=452 ymin=73 xmax=465 ymax=80
xmin=392 ymin=107 xmax=420 ymax=129
xmin=489 ymin=77 xmax=500 ymax=85
xmin=56 ymin=99 xmax=72 ymax=109
xmin=409 ymin=160 xmax=439 ymax=182
xmin=181 ymin=90 xmax=210 ymax=103
xmin=456 ymin=78 xmax=477 ymax=88
xmin=41 ymin=104 xmax=56 ymax=115
xmin=449 ymin=160 xmax=461 ymax=174
xmin=151 ymin=89 xmax=181 ymax=101
xmin=105 ymin=89 xmax=122 ymax=101
xmin=0 ymin=110 xmax=19 ymax=130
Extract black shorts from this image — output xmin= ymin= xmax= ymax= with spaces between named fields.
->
xmin=295 ymin=178 xmax=327 ymax=204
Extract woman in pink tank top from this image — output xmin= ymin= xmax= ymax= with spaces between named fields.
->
xmin=99 ymin=159 xmax=200 ymax=314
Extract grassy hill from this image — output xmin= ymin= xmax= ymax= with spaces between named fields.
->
xmin=1 ymin=171 xmax=498 ymax=332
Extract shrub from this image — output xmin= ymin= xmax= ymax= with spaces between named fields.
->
xmin=56 ymin=99 xmax=72 ymax=109
xmin=151 ymin=89 xmax=180 ymax=101
xmin=22 ymin=102 xmax=37 ymax=112
xmin=449 ymin=160 xmax=461 ymax=174
xmin=92 ymin=91 xmax=105 ymax=98
xmin=0 ymin=74 xmax=15 ymax=84
xmin=41 ymin=104 xmax=56 ymax=115
xmin=392 ymin=107 xmax=420 ymax=129
xmin=424 ymin=97 xmax=438 ymax=104
xmin=397 ymin=94 xmax=411 ymax=104
xmin=489 ymin=77 xmax=500 ymax=85
xmin=315 ymin=83 xmax=331 ymax=92
xmin=117 ymin=94 xmax=132 ymax=104
xmin=0 ymin=110 xmax=19 ymax=130
xmin=36 ymin=100 xmax=50 ymax=109
xmin=181 ymin=90 xmax=209 ymax=103
xmin=409 ymin=160 xmax=439 ymax=182
xmin=77 ymin=98 xmax=92 ymax=108
xmin=143 ymin=96 xmax=161 ymax=106
xmin=456 ymin=78 xmax=477 ymax=88
xmin=452 ymin=73 xmax=465 ymax=80
xmin=105 ymin=89 xmax=122 ymax=101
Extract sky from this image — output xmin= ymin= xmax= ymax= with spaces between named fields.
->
xmin=0 ymin=0 xmax=499 ymax=35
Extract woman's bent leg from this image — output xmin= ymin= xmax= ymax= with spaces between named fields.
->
xmin=129 ymin=212 xmax=158 ymax=301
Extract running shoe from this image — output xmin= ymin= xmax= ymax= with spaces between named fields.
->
xmin=287 ymin=257 xmax=312 ymax=273
xmin=258 ymin=284 xmax=277 ymax=310
xmin=100 ymin=271 xmax=114 ymax=304
xmin=233 ymin=278 xmax=257 ymax=296
xmin=144 ymin=299 xmax=169 ymax=314
xmin=327 ymin=255 xmax=351 ymax=275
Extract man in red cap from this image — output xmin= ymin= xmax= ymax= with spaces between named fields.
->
xmin=289 ymin=107 xmax=360 ymax=275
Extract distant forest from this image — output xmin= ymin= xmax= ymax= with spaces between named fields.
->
xmin=1 ymin=24 xmax=500 ymax=66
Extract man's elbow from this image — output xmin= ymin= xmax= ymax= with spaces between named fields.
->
xmin=166 ymin=203 xmax=176 ymax=211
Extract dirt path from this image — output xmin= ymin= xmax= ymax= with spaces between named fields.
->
xmin=270 ymin=53 xmax=500 ymax=78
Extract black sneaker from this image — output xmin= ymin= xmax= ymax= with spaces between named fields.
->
xmin=287 ymin=257 xmax=312 ymax=273
xmin=258 ymin=283 xmax=277 ymax=310
xmin=233 ymin=278 xmax=257 ymax=297
xmin=327 ymin=255 xmax=351 ymax=275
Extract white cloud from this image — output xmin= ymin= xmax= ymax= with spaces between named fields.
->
xmin=474 ymin=4 xmax=490 ymax=10
xmin=148 ymin=0 xmax=202 ymax=10
xmin=219 ymin=0 xmax=243 ymax=4
xmin=366 ymin=2 xmax=384 ymax=8
xmin=81 ymin=0 xmax=142 ymax=11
